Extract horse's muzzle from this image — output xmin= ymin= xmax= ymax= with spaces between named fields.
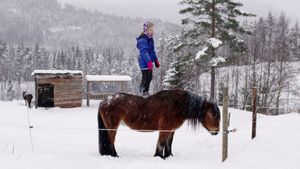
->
xmin=210 ymin=130 xmax=219 ymax=135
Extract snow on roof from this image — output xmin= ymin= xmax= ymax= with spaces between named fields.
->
xmin=86 ymin=75 xmax=132 ymax=82
xmin=32 ymin=70 xmax=83 ymax=76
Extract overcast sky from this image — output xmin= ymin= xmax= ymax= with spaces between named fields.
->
xmin=58 ymin=0 xmax=300 ymax=24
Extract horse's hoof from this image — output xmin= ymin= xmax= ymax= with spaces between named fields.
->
xmin=111 ymin=153 xmax=119 ymax=158
xmin=154 ymin=154 xmax=165 ymax=160
xmin=163 ymin=154 xmax=172 ymax=159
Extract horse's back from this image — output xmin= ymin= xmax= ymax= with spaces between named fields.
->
xmin=98 ymin=90 xmax=196 ymax=132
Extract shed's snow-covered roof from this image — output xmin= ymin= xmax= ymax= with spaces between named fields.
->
xmin=32 ymin=70 xmax=83 ymax=76
xmin=86 ymin=75 xmax=132 ymax=82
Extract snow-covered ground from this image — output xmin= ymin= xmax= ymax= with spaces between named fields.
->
xmin=0 ymin=100 xmax=299 ymax=169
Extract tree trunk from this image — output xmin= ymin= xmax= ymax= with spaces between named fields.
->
xmin=210 ymin=66 xmax=215 ymax=101
xmin=235 ymin=67 xmax=239 ymax=108
xmin=210 ymin=0 xmax=216 ymax=101
xmin=252 ymin=62 xmax=256 ymax=87
xmin=263 ymin=61 xmax=271 ymax=108
xmin=242 ymin=66 xmax=249 ymax=110
xmin=275 ymin=61 xmax=284 ymax=115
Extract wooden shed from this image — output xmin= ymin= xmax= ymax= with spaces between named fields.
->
xmin=32 ymin=70 xmax=83 ymax=108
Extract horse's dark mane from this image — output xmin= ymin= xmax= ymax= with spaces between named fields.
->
xmin=184 ymin=92 xmax=206 ymax=128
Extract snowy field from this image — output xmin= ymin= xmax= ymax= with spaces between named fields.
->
xmin=0 ymin=100 xmax=299 ymax=169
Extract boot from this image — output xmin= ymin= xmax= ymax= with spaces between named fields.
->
xmin=142 ymin=91 xmax=150 ymax=98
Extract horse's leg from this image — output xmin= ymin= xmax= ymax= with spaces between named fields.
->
xmin=28 ymin=99 xmax=31 ymax=108
xmin=165 ymin=132 xmax=175 ymax=158
xmin=154 ymin=132 xmax=169 ymax=159
xmin=98 ymin=112 xmax=111 ymax=156
xmin=107 ymin=130 xmax=119 ymax=157
xmin=106 ymin=113 xmax=122 ymax=157
xmin=98 ymin=116 xmax=120 ymax=157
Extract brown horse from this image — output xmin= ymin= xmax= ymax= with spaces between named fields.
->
xmin=97 ymin=90 xmax=220 ymax=159
xmin=23 ymin=91 xmax=33 ymax=108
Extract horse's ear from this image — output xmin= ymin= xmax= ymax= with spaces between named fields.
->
xmin=202 ymin=98 xmax=209 ymax=108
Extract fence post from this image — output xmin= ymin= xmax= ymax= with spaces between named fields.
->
xmin=222 ymin=87 xmax=228 ymax=162
xmin=87 ymin=81 xmax=90 ymax=106
xmin=120 ymin=82 xmax=125 ymax=92
xmin=252 ymin=87 xmax=257 ymax=139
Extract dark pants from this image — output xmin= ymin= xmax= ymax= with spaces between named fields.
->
xmin=140 ymin=70 xmax=153 ymax=93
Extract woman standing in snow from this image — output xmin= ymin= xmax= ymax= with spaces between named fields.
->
xmin=136 ymin=22 xmax=160 ymax=97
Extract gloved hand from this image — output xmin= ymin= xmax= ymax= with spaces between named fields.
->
xmin=154 ymin=59 xmax=160 ymax=68
xmin=147 ymin=61 xmax=153 ymax=70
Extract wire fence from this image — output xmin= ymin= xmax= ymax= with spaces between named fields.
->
xmin=1 ymin=105 xmax=298 ymax=162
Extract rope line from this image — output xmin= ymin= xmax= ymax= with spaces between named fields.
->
xmin=33 ymin=126 xmax=201 ymax=133
xmin=26 ymin=106 xmax=34 ymax=151
xmin=30 ymin=125 xmax=224 ymax=133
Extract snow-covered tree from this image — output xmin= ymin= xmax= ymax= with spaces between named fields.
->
xmin=163 ymin=52 xmax=196 ymax=90
xmin=0 ymin=41 xmax=9 ymax=82
xmin=157 ymin=32 xmax=184 ymax=90
xmin=179 ymin=0 xmax=255 ymax=100
xmin=33 ymin=43 xmax=47 ymax=69
xmin=15 ymin=45 xmax=24 ymax=83
xmin=274 ymin=13 xmax=290 ymax=115
xmin=290 ymin=21 xmax=300 ymax=61
xmin=22 ymin=46 xmax=33 ymax=81
xmin=6 ymin=79 xmax=15 ymax=101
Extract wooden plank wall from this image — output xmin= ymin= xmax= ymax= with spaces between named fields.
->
xmin=37 ymin=76 xmax=82 ymax=108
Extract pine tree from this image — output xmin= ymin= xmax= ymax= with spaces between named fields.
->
xmin=23 ymin=46 xmax=33 ymax=81
xmin=7 ymin=46 xmax=16 ymax=81
xmin=61 ymin=51 xmax=66 ymax=69
xmin=6 ymin=79 xmax=15 ymax=101
xmin=157 ymin=32 xmax=183 ymax=90
xmin=290 ymin=21 xmax=300 ymax=61
xmin=163 ymin=53 xmax=195 ymax=90
xmin=75 ymin=46 xmax=82 ymax=70
xmin=179 ymin=0 xmax=255 ymax=100
xmin=51 ymin=52 xmax=58 ymax=69
xmin=33 ymin=43 xmax=44 ymax=69
xmin=0 ymin=41 xmax=9 ymax=81
xmin=15 ymin=45 xmax=24 ymax=83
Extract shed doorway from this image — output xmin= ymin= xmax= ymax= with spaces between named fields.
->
xmin=38 ymin=83 xmax=54 ymax=107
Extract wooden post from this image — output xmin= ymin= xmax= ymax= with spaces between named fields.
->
xmin=252 ymin=87 xmax=257 ymax=139
xmin=222 ymin=87 xmax=228 ymax=162
xmin=120 ymin=82 xmax=125 ymax=92
xmin=87 ymin=81 xmax=90 ymax=106
xmin=35 ymin=78 xmax=38 ymax=109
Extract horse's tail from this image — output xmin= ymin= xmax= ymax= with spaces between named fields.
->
xmin=98 ymin=102 xmax=111 ymax=155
